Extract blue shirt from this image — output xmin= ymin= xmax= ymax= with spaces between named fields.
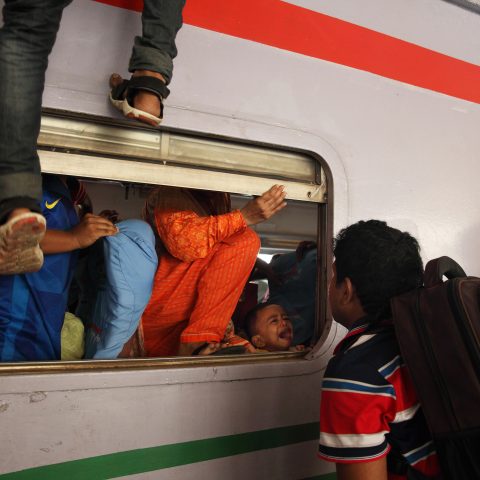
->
xmin=0 ymin=176 xmax=79 ymax=361
xmin=268 ymin=249 xmax=316 ymax=344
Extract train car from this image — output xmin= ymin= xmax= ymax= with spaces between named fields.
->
xmin=0 ymin=0 xmax=479 ymax=478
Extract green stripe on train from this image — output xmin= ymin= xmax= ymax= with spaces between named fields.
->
xmin=1 ymin=422 xmax=332 ymax=480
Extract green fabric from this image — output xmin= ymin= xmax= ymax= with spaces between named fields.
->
xmin=61 ymin=312 xmax=84 ymax=361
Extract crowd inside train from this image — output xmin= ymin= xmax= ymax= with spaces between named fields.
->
xmin=0 ymin=175 xmax=317 ymax=362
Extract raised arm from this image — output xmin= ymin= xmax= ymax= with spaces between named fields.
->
xmin=155 ymin=185 xmax=287 ymax=263
xmin=155 ymin=209 xmax=246 ymax=262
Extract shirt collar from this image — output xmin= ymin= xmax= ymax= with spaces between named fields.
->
xmin=333 ymin=316 xmax=394 ymax=354
xmin=42 ymin=174 xmax=72 ymax=201
xmin=333 ymin=317 xmax=370 ymax=354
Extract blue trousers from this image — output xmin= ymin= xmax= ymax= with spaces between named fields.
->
xmin=0 ymin=0 xmax=185 ymax=221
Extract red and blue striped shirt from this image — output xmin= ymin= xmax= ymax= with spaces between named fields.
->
xmin=319 ymin=318 xmax=441 ymax=479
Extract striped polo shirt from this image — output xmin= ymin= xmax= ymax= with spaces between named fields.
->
xmin=318 ymin=318 xmax=441 ymax=479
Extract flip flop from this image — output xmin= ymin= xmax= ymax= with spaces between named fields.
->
xmin=210 ymin=345 xmax=247 ymax=356
xmin=0 ymin=212 xmax=46 ymax=275
xmin=109 ymin=74 xmax=170 ymax=127
xmin=191 ymin=343 xmax=247 ymax=356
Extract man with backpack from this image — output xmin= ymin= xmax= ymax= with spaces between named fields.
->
xmin=318 ymin=220 xmax=441 ymax=479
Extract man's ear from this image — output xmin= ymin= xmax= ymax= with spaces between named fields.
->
xmin=343 ymin=277 xmax=357 ymax=304
xmin=251 ymin=335 xmax=265 ymax=348
xmin=342 ymin=277 xmax=365 ymax=318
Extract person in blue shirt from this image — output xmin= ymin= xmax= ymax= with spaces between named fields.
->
xmin=267 ymin=242 xmax=317 ymax=345
xmin=0 ymin=175 xmax=117 ymax=362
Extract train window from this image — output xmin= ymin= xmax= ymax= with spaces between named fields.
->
xmin=0 ymin=110 xmax=331 ymax=372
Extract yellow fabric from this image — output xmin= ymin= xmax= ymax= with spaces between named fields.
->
xmin=61 ymin=312 xmax=85 ymax=360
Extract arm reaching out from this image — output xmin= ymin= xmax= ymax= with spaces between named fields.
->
xmin=240 ymin=185 xmax=287 ymax=226
xmin=41 ymin=213 xmax=117 ymax=254
xmin=155 ymin=185 xmax=287 ymax=263
xmin=155 ymin=210 xmax=247 ymax=262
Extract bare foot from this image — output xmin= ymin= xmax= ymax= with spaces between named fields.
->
xmin=197 ymin=343 xmax=223 ymax=356
xmin=131 ymin=70 xmax=165 ymax=118
xmin=177 ymin=341 xmax=207 ymax=356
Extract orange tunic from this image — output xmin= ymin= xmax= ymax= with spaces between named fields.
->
xmin=141 ymin=188 xmax=259 ymax=356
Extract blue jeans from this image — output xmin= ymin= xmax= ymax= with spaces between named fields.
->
xmin=0 ymin=0 xmax=185 ymax=222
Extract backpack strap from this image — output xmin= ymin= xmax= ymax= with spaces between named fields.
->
xmin=424 ymin=256 xmax=466 ymax=288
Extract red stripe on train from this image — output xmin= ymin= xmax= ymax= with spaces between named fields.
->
xmin=94 ymin=0 xmax=480 ymax=105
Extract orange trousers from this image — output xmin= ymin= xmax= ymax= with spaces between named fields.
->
xmin=141 ymin=228 xmax=259 ymax=356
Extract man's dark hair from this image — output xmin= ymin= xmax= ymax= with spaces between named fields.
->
xmin=244 ymin=302 xmax=274 ymax=339
xmin=333 ymin=220 xmax=423 ymax=320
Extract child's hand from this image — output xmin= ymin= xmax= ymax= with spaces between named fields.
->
xmin=71 ymin=213 xmax=118 ymax=248
xmin=290 ymin=345 xmax=307 ymax=352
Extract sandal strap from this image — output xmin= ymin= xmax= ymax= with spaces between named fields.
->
xmin=110 ymin=76 xmax=170 ymax=102
xmin=110 ymin=78 xmax=131 ymax=102
xmin=127 ymin=76 xmax=170 ymax=100
xmin=210 ymin=345 xmax=246 ymax=356
xmin=191 ymin=343 xmax=210 ymax=356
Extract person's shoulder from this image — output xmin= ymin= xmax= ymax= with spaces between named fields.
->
xmin=326 ymin=330 xmax=399 ymax=383
xmin=349 ymin=327 xmax=399 ymax=363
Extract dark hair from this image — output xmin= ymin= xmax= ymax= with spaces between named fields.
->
xmin=333 ymin=220 xmax=423 ymax=320
xmin=244 ymin=302 xmax=274 ymax=339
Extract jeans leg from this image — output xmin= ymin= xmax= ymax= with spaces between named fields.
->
xmin=0 ymin=0 xmax=72 ymax=220
xmin=128 ymin=0 xmax=186 ymax=85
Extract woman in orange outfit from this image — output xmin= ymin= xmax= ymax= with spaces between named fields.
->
xmin=140 ymin=184 xmax=287 ymax=356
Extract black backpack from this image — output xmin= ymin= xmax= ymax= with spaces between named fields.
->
xmin=391 ymin=256 xmax=480 ymax=480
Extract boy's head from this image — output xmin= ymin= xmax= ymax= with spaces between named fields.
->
xmin=245 ymin=303 xmax=293 ymax=351
xmin=330 ymin=220 xmax=423 ymax=327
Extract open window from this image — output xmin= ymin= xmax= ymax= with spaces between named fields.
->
xmin=0 ymin=110 xmax=332 ymax=372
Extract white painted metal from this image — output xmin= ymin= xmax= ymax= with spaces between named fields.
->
xmin=0 ymin=0 xmax=479 ymax=478
xmin=39 ymin=115 xmax=319 ymax=184
xmin=39 ymin=149 xmax=323 ymax=203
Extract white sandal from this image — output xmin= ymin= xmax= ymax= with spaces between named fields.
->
xmin=109 ymin=73 xmax=168 ymax=127
xmin=0 ymin=212 xmax=46 ymax=275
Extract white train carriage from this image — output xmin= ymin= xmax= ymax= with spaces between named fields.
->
xmin=0 ymin=0 xmax=479 ymax=478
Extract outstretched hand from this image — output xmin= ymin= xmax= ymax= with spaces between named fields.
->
xmin=240 ymin=185 xmax=287 ymax=226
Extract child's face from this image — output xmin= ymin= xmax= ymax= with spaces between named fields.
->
xmin=252 ymin=305 xmax=293 ymax=351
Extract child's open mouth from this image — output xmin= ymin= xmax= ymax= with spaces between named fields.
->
xmin=278 ymin=328 xmax=292 ymax=340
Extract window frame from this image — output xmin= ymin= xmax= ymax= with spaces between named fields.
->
xmin=0 ymin=109 xmax=333 ymax=375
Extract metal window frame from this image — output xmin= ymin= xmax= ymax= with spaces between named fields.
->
xmin=38 ymin=110 xmax=326 ymax=204
xmin=0 ymin=109 xmax=333 ymax=374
